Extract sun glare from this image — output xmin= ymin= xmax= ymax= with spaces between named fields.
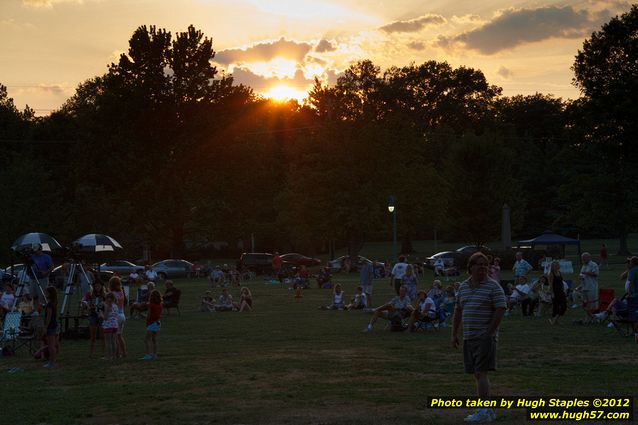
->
xmin=264 ymin=84 xmax=308 ymax=103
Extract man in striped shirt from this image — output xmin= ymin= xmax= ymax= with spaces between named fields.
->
xmin=452 ymin=252 xmax=506 ymax=423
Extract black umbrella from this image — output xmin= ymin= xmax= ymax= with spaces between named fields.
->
xmin=72 ymin=234 xmax=123 ymax=252
xmin=11 ymin=232 xmax=62 ymax=253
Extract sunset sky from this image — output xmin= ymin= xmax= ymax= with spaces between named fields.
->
xmin=0 ymin=0 xmax=629 ymax=114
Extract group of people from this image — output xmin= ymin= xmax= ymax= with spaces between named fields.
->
xmin=200 ymin=287 xmax=253 ymax=312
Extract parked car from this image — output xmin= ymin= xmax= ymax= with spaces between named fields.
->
xmin=424 ymin=245 xmax=492 ymax=270
xmin=424 ymin=251 xmax=461 ymax=270
xmin=151 ymin=259 xmax=195 ymax=279
xmin=238 ymin=252 xmax=273 ymax=275
xmin=456 ymin=245 xmax=492 ymax=255
xmin=49 ymin=265 xmax=114 ymax=289
xmin=328 ymin=255 xmax=379 ymax=273
xmin=280 ymin=253 xmax=321 ymax=267
xmin=99 ymin=260 xmax=145 ymax=275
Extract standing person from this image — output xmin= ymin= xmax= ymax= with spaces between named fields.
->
xmin=451 ymin=253 xmax=506 ymax=423
xmin=272 ymin=252 xmax=283 ymax=283
xmin=580 ymin=252 xmax=599 ymax=310
xmin=512 ymin=252 xmax=533 ymax=279
xmin=548 ymin=260 xmax=567 ymax=325
xmin=390 ymin=256 xmax=408 ymax=295
xmin=30 ymin=244 xmax=54 ymax=302
xmin=83 ymin=281 xmax=106 ymax=357
xmin=401 ymin=265 xmax=417 ymax=301
xmin=101 ymin=293 xmax=119 ymax=361
xmin=109 ymin=276 xmax=127 ymax=358
xmin=144 ymin=266 xmax=157 ymax=283
xmin=43 ymin=286 xmax=59 ymax=369
xmin=141 ymin=289 xmax=162 ymax=361
xmin=599 ymin=243 xmax=609 ymax=268
xmin=488 ymin=258 xmax=501 ymax=283
xmin=359 ymin=260 xmax=374 ymax=307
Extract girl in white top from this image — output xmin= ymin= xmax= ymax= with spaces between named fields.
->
xmin=327 ymin=284 xmax=345 ymax=310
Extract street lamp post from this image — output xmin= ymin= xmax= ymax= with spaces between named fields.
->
xmin=388 ymin=196 xmax=397 ymax=262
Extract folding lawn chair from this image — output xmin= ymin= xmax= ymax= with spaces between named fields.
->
xmin=609 ymin=295 xmax=638 ymax=337
xmin=1 ymin=311 xmax=35 ymax=354
xmin=580 ymin=288 xmax=614 ymax=325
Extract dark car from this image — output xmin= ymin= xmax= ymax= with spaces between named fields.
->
xmin=238 ymin=253 xmax=273 ymax=275
xmin=151 ymin=259 xmax=195 ymax=279
xmin=280 ymin=253 xmax=321 ymax=267
xmin=99 ymin=260 xmax=145 ymax=275
xmin=49 ymin=265 xmax=114 ymax=289
xmin=424 ymin=251 xmax=461 ymax=270
xmin=328 ymin=255 xmax=380 ymax=273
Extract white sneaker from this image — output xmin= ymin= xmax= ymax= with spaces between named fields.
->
xmin=464 ymin=408 xmax=495 ymax=423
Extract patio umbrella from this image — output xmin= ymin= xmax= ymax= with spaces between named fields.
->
xmin=72 ymin=234 xmax=123 ymax=252
xmin=11 ymin=232 xmax=62 ymax=252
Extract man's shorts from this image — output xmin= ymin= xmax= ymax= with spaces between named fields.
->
xmin=582 ymin=290 xmax=598 ymax=309
xmin=463 ymin=335 xmax=497 ymax=373
xmin=147 ymin=321 xmax=161 ymax=333
xmin=362 ymin=284 xmax=372 ymax=295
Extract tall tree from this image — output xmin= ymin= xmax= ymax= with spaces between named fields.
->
xmin=570 ymin=5 xmax=638 ymax=254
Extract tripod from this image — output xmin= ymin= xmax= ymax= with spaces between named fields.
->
xmin=11 ymin=262 xmax=48 ymax=308
xmin=60 ymin=262 xmax=94 ymax=315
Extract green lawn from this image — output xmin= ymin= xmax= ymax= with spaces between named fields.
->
xmin=1 ymin=257 xmax=636 ymax=424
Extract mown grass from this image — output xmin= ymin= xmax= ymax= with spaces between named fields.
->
xmin=1 ymin=257 xmax=636 ymax=424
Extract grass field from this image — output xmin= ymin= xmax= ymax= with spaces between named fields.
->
xmin=1 ymin=243 xmax=637 ymax=425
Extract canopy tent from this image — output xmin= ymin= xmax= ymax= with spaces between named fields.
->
xmin=517 ymin=230 xmax=581 ymax=262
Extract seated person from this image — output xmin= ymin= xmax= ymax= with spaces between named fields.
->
xmin=364 ymin=285 xmax=414 ymax=332
xmin=1 ymin=283 xmax=16 ymax=320
xmin=128 ymin=270 xmax=143 ymax=285
xmin=433 ymin=258 xmax=446 ymax=276
xmin=427 ymin=280 xmax=444 ymax=308
xmin=163 ymin=280 xmax=180 ymax=308
xmin=346 ymin=286 xmax=368 ymax=310
xmin=507 ymin=276 xmax=531 ymax=314
xmin=18 ymin=293 xmax=35 ymax=315
xmin=234 ymin=287 xmax=253 ymax=312
xmin=319 ymin=284 xmax=345 ymax=310
xmin=130 ymin=282 xmax=155 ymax=318
xmin=215 ymin=288 xmax=234 ymax=311
xmin=316 ymin=267 xmax=332 ymax=288
xmin=229 ymin=267 xmax=241 ymax=287
xmin=144 ymin=266 xmax=158 ymax=282
xmin=200 ymin=291 xmax=215 ymax=312
xmin=294 ymin=265 xmax=310 ymax=289
xmin=209 ymin=267 xmax=224 ymax=287
xmin=441 ymin=285 xmax=456 ymax=319
xmin=407 ymin=290 xmax=437 ymax=331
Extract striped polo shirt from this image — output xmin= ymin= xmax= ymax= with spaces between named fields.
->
xmin=457 ymin=278 xmax=507 ymax=340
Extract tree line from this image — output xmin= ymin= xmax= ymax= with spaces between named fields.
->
xmin=1 ymin=6 xmax=637 ymax=262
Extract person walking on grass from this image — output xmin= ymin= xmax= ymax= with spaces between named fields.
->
xmin=548 ymin=260 xmax=567 ymax=325
xmin=43 ymin=286 xmax=59 ymax=369
xmin=451 ymin=252 xmax=506 ymax=423
xmin=142 ymin=289 xmax=162 ymax=361
xmin=390 ymin=256 xmax=408 ymax=295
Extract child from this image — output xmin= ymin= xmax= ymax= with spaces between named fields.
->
xmin=83 ymin=281 xmax=106 ymax=357
xmin=215 ymin=288 xmax=234 ymax=311
xmin=200 ymin=290 xmax=215 ymax=312
xmin=142 ymin=289 xmax=162 ymax=361
xmin=293 ymin=283 xmax=303 ymax=301
xmin=101 ymin=293 xmax=119 ymax=360
xmin=109 ymin=276 xmax=127 ymax=358
xmin=43 ymin=286 xmax=59 ymax=369
xmin=236 ymin=287 xmax=253 ymax=312
xmin=346 ymin=286 xmax=368 ymax=310
xmin=320 ymin=284 xmax=345 ymax=310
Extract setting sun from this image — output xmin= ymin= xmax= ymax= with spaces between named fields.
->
xmin=264 ymin=84 xmax=308 ymax=103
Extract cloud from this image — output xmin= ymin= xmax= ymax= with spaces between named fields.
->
xmin=446 ymin=6 xmax=598 ymax=54
xmin=0 ymin=19 xmax=36 ymax=30
xmin=315 ymin=39 xmax=336 ymax=53
xmin=216 ymin=38 xmax=313 ymax=65
xmin=407 ymin=41 xmax=425 ymax=51
xmin=497 ymin=66 xmax=513 ymax=79
xmin=21 ymin=0 xmax=84 ymax=7
xmin=380 ymin=14 xmax=446 ymax=33
xmin=230 ymin=66 xmax=314 ymax=91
